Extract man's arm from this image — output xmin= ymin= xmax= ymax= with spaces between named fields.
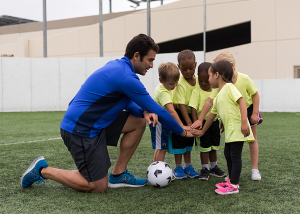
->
xmin=121 ymin=75 xmax=184 ymax=135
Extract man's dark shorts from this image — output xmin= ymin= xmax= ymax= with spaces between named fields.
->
xmin=60 ymin=111 xmax=130 ymax=182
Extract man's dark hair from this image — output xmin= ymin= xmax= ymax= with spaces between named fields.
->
xmin=124 ymin=34 xmax=159 ymax=61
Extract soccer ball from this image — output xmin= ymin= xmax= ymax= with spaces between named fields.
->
xmin=147 ymin=161 xmax=173 ymax=188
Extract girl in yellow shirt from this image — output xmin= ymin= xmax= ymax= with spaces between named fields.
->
xmin=192 ymin=60 xmax=254 ymax=195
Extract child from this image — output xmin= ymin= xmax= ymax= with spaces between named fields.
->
xmin=171 ymin=49 xmax=200 ymax=179
xmin=149 ymin=62 xmax=189 ymax=162
xmin=189 ymin=62 xmax=226 ymax=180
xmin=191 ymin=51 xmax=262 ymax=180
xmin=192 ymin=60 xmax=255 ymax=195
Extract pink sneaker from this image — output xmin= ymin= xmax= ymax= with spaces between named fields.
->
xmin=215 ymin=178 xmax=230 ymax=189
xmin=215 ymin=184 xmax=239 ymax=195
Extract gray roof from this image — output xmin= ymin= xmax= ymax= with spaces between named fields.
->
xmin=0 ymin=15 xmax=37 ymax=26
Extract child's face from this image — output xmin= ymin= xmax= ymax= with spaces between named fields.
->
xmin=208 ymin=67 xmax=218 ymax=88
xmin=178 ymin=58 xmax=196 ymax=80
xmin=161 ymin=77 xmax=178 ymax=90
xmin=198 ymin=72 xmax=211 ymax=91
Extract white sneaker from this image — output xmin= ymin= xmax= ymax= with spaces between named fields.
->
xmin=251 ymin=169 xmax=261 ymax=180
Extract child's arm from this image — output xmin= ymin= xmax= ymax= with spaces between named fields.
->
xmin=237 ymin=97 xmax=250 ymax=137
xmin=191 ymin=113 xmax=216 ymax=137
xmin=178 ymin=104 xmax=192 ymax=127
xmin=165 ymin=103 xmax=190 ymax=130
xmin=250 ymin=91 xmax=260 ymax=124
xmin=191 ymin=107 xmax=198 ymax=123
xmin=191 ymin=97 xmax=213 ymax=130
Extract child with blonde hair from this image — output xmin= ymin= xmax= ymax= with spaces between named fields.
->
xmin=150 ymin=62 xmax=190 ymax=162
xmin=192 ymin=60 xmax=255 ymax=195
xmin=191 ymin=51 xmax=262 ymax=180
xmin=171 ymin=50 xmax=200 ymax=179
xmin=189 ymin=62 xmax=226 ymax=180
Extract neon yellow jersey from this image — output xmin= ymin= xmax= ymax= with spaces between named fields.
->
xmin=208 ymin=71 xmax=258 ymax=108
xmin=153 ymin=83 xmax=173 ymax=109
xmin=189 ymin=87 xmax=217 ymax=121
xmin=211 ymin=83 xmax=255 ymax=143
xmin=173 ymin=74 xmax=199 ymax=113
xmin=209 ymin=88 xmax=219 ymax=100
xmin=234 ymin=71 xmax=258 ymax=107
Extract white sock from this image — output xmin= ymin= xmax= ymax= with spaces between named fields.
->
xmin=202 ymin=164 xmax=209 ymax=169
xmin=210 ymin=161 xmax=217 ymax=169
xmin=184 ymin=163 xmax=191 ymax=168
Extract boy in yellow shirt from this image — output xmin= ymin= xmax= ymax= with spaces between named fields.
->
xmin=171 ymin=50 xmax=199 ymax=179
xmin=150 ymin=62 xmax=189 ymax=162
xmin=189 ymin=62 xmax=226 ymax=180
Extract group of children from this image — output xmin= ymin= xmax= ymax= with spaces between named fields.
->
xmin=149 ymin=50 xmax=262 ymax=195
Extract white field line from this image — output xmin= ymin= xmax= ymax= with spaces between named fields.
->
xmin=0 ymin=137 xmax=61 ymax=146
xmin=0 ymin=127 xmax=151 ymax=146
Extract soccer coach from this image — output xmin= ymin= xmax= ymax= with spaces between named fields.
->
xmin=21 ymin=34 xmax=190 ymax=193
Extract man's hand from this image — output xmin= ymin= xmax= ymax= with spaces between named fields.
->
xmin=179 ymin=130 xmax=194 ymax=138
xmin=143 ymin=111 xmax=158 ymax=127
xmin=191 ymin=120 xmax=203 ymax=130
xmin=183 ymin=126 xmax=191 ymax=132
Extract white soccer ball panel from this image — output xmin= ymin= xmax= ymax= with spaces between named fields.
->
xmin=147 ymin=161 xmax=173 ymax=188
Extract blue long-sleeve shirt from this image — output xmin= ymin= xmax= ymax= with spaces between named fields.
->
xmin=60 ymin=56 xmax=184 ymax=137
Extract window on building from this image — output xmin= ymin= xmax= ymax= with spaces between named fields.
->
xmin=294 ymin=66 xmax=300 ymax=78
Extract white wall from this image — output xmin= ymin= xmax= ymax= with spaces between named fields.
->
xmin=1 ymin=52 xmax=299 ymax=112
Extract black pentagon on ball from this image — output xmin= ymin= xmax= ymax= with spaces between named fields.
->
xmin=153 ymin=183 xmax=160 ymax=188
xmin=154 ymin=169 xmax=162 ymax=177
xmin=165 ymin=163 xmax=171 ymax=169
xmin=167 ymin=176 xmax=172 ymax=183
xmin=151 ymin=161 xmax=159 ymax=166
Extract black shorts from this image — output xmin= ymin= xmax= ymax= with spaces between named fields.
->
xmin=199 ymin=120 xmax=220 ymax=149
xmin=171 ymin=108 xmax=194 ymax=149
xmin=247 ymin=104 xmax=263 ymax=126
xmin=60 ymin=111 xmax=130 ymax=182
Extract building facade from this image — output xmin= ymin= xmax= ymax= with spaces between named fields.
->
xmin=1 ymin=0 xmax=300 ymax=79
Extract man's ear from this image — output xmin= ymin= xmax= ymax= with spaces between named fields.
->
xmin=133 ymin=52 xmax=140 ymax=61
xmin=215 ymin=72 xmax=220 ymax=78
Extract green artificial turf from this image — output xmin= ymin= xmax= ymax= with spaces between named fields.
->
xmin=0 ymin=112 xmax=299 ymax=213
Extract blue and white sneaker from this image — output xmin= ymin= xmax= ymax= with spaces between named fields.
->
xmin=184 ymin=165 xmax=200 ymax=178
xmin=173 ymin=166 xmax=187 ymax=179
xmin=108 ymin=169 xmax=147 ymax=188
xmin=20 ymin=156 xmax=49 ymax=188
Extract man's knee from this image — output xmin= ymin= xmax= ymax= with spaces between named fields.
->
xmin=87 ymin=177 xmax=108 ymax=193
